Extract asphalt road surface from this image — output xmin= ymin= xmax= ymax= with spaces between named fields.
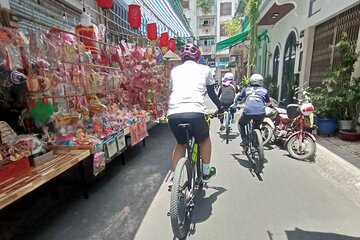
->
xmin=134 ymin=98 xmax=360 ymax=240
xmin=1 ymin=97 xmax=360 ymax=240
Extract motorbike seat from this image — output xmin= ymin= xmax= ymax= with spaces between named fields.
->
xmin=287 ymin=104 xmax=301 ymax=119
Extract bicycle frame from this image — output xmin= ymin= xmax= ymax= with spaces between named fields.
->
xmin=169 ymin=114 xmax=213 ymax=239
xmin=185 ymin=129 xmax=202 ymax=189
xmin=244 ymin=120 xmax=255 ymax=150
xmin=243 ymin=117 xmax=264 ymax=174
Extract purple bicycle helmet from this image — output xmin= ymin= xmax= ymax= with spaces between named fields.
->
xmin=222 ymin=72 xmax=235 ymax=86
xmin=180 ymin=44 xmax=201 ymax=62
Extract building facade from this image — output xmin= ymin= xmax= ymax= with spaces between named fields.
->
xmin=183 ymin=0 xmax=240 ymax=82
xmin=256 ymin=0 xmax=360 ymax=101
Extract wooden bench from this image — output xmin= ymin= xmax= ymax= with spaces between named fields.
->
xmin=0 ymin=149 xmax=90 ymax=210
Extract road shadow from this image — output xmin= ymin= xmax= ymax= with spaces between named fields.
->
xmin=283 ymin=153 xmax=316 ymax=163
xmin=186 ymin=186 xmax=227 ymax=238
xmin=267 ymin=228 xmax=360 ymax=240
xmin=231 ymin=153 xmax=268 ymax=181
xmin=264 ymin=142 xmax=277 ymax=150
xmin=216 ymin=131 xmax=240 ymax=143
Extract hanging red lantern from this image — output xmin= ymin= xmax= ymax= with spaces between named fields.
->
xmin=160 ymin=32 xmax=169 ymax=47
xmin=168 ymin=38 xmax=176 ymax=52
xmin=147 ymin=22 xmax=157 ymax=41
xmin=128 ymin=2 xmax=141 ymax=29
xmin=96 ymin=0 xmax=113 ymax=8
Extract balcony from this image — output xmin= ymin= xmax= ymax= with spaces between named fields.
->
xmin=197 ymin=26 xmax=216 ymax=36
xmin=197 ymin=5 xmax=216 ymax=16
xmin=199 ymin=45 xmax=216 ymax=55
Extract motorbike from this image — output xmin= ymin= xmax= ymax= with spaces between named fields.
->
xmin=261 ymin=98 xmax=287 ymax=145
xmin=261 ymin=98 xmax=317 ymax=160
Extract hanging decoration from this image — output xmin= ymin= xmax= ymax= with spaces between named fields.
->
xmin=96 ymin=0 xmax=113 ymax=8
xmin=159 ymin=32 xmax=169 ymax=47
xmin=128 ymin=1 xmax=141 ymax=29
xmin=168 ymin=38 xmax=176 ymax=52
xmin=147 ymin=22 xmax=157 ymax=46
xmin=161 ymin=47 xmax=167 ymax=55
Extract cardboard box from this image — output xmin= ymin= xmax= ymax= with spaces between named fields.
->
xmin=30 ymin=151 xmax=54 ymax=167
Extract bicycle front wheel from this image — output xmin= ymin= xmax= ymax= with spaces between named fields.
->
xmin=170 ymin=157 xmax=193 ymax=239
xmin=252 ymin=129 xmax=264 ymax=174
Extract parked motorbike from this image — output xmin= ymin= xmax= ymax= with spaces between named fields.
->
xmin=261 ymin=98 xmax=317 ymax=160
xmin=261 ymin=98 xmax=287 ymax=145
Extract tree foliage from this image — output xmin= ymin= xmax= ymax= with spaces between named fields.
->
xmin=222 ymin=18 xmax=242 ymax=37
xmin=245 ymin=0 xmax=260 ymax=73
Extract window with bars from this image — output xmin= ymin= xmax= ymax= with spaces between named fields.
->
xmin=220 ymin=2 xmax=232 ymax=16
xmin=220 ymin=24 xmax=226 ymax=36
xmin=182 ymin=0 xmax=190 ymax=9
xmin=198 ymin=37 xmax=215 ymax=46
xmin=199 ymin=18 xmax=215 ymax=27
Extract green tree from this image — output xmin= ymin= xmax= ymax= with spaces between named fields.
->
xmin=196 ymin=0 xmax=213 ymax=13
xmin=222 ymin=18 xmax=242 ymax=37
xmin=245 ymin=0 xmax=260 ymax=75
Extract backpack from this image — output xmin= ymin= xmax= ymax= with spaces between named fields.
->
xmin=220 ymin=85 xmax=236 ymax=102
xmin=244 ymin=87 xmax=265 ymax=104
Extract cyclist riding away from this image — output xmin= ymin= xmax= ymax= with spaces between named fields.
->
xmin=217 ymin=72 xmax=238 ymax=131
xmin=167 ymin=44 xmax=222 ymax=186
xmin=234 ymin=73 xmax=270 ymax=147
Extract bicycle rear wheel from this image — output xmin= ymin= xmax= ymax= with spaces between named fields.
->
xmin=252 ymin=129 xmax=264 ymax=174
xmin=170 ymin=157 xmax=193 ymax=239
xmin=224 ymin=111 xmax=230 ymax=144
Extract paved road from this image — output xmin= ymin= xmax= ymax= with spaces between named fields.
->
xmin=1 ymin=97 xmax=360 ymax=240
xmin=134 ymin=98 xmax=360 ymax=240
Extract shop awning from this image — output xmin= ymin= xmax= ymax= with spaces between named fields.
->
xmin=216 ymin=29 xmax=249 ymax=52
xmin=122 ymin=0 xmax=193 ymax=38
xmin=216 ymin=18 xmax=250 ymax=52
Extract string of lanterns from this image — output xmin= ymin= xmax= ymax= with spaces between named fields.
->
xmin=96 ymin=0 xmax=179 ymax=54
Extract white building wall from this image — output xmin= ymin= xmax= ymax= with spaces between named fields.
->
xmin=262 ymin=0 xmax=360 ymax=92
xmin=216 ymin=0 xmax=239 ymax=80
xmin=183 ymin=1 xmax=198 ymax=40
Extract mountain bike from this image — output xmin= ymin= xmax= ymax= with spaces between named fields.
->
xmin=169 ymin=115 xmax=212 ymax=239
xmin=243 ymin=118 xmax=264 ymax=174
xmin=221 ymin=107 xmax=233 ymax=144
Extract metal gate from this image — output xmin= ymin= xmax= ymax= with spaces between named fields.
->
xmin=309 ymin=4 xmax=360 ymax=87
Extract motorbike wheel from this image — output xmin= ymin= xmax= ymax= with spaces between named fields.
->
xmin=286 ymin=134 xmax=316 ymax=160
xmin=261 ymin=123 xmax=273 ymax=145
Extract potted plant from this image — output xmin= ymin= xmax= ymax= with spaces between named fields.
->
xmin=328 ymin=33 xmax=360 ymax=130
xmin=309 ymin=84 xmax=338 ymax=136
xmin=338 ymin=76 xmax=360 ymax=141
xmin=310 ymin=32 xmax=360 ymax=136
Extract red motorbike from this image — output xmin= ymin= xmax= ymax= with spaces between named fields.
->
xmin=263 ymin=99 xmax=317 ymax=160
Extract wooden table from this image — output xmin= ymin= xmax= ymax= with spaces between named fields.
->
xmin=0 ymin=150 xmax=90 ymax=210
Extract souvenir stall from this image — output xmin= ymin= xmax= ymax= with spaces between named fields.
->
xmin=0 ymin=1 xmax=179 ymax=209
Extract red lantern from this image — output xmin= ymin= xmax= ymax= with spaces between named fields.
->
xmin=96 ymin=0 xmax=113 ymax=8
xmin=147 ymin=23 xmax=157 ymax=41
xmin=128 ymin=2 xmax=141 ymax=29
xmin=160 ymin=32 xmax=169 ymax=47
xmin=168 ymin=38 xmax=176 ymax=52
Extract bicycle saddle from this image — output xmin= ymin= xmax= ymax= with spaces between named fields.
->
xmin=178 ymin=123 xmax=191 ymax=129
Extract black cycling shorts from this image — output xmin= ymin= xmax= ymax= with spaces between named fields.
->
xmin=168 ymin=112 xmax=209 ymax=144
